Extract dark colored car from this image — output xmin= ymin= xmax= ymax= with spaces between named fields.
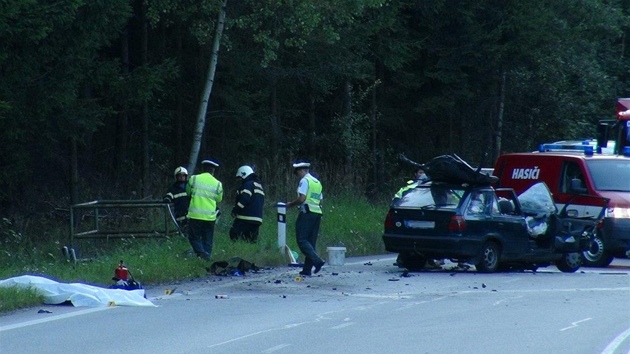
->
xmin=382 ymin=181 xmax=603 ymax=273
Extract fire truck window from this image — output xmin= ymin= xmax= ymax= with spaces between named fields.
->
xmin=562 ymin=162 xmax=585 ymax=193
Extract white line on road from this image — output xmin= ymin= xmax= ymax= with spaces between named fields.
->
xmin=207 ymin=321 xmax=310 ymax=348
xmin=600 ymin=327 xmax=630 ymax=354
xmin=0 ymin=306 xmax=113 ymax=332
xmin=560 ymin=318 xmax=592 ymax=331
xmin=493 ymin=295 xmax=524 ymax=305
xmin=331 ymin=322 xmax=355 ymax=329
xmin=262 ymin=344 xmax=292 ymax=353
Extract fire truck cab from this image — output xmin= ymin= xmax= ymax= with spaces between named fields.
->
xmin=493 ymin=98 xmax=630 ymax=267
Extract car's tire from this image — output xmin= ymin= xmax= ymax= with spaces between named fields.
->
xmin=556 ymin=252 xmax=581 ymax=273
xmin=475 ymin=242 xmax=500 ymax=273
xmin=581 ymin=232 xmax=614 ymax=267
xmin=396 ymin=252 xmax=427 ymax=271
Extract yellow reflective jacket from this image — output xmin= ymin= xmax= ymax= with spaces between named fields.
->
xmin=303 ymin=174 xmax=323 ymax=214
xmin=186 ymin=173 xmax=223 ymax=221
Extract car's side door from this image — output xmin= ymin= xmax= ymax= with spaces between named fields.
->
xmin=462 ymin=190 xmax=493 ymax=238
xmin=489 ymin=193 xmax=530 ymax=258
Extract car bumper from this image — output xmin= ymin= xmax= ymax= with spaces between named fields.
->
xmin=382 ymin=233 xmax=483 ymax=259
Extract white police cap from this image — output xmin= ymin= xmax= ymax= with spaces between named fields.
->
xmin=292 ymin=160 xmax=310 ymax=169
xmin=201 ymin=159 xmax=219 ymax=167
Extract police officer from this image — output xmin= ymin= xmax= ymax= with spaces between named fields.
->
xmin=286 ymin=160 xmax=325 ymax=276
xmin=230 ymin=165 xmax=265 ymax=243
xmin=163 ymin=166 xmax=191 ymax=233
xmin=186 ymin=159 xmax=223 ymax=260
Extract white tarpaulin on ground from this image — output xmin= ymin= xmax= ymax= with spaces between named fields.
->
xmin=0 ymin=275 xmax=156 ymax=307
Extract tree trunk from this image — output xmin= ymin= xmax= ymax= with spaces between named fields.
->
xmin=115 ymin=26 xmax=129 ymax=177
xmin=494 ymin=69 xmax=506 ymax=161
xmin=140 ymin=0 xmax=150 ymax=197
xmin=342 ymin=80 xmax=353 ymax=176
xmin=269 ymin=78 xmax=280 ymax=167
xmin=70 ymin=138 xmax=79 ymax=206
xmin=188 ymin=0 xmax=228 ymax=174
xmin=308 ymin=93 xmax=316 ymax=159
xmin=369 ymin=77 xmax=378 ymax=198
xmin=176 ymin=22 xmax=184 ymax=164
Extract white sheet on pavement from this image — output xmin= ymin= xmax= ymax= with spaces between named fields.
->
xmin=0 ymin=275 xmax=156 ymax=307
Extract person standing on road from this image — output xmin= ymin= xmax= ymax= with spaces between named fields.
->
xmin=230 ymin=165 xmax=265 ymax=243
xmin=186 ymin=159 xmax=223 ymax=260
xmin=163 ymin=166 xmax=191 ymax=233
xmin=285 ymin=160 xmax=325 ymax=276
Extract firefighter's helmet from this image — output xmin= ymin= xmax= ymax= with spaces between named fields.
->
xmin=173 ymin=166 xmax=188 ymax=178
xmin=236 ymin=165 xmax=254 ymax=179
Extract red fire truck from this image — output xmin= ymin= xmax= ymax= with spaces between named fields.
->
xmin=493 ymin=98 xmax=630 ymax=267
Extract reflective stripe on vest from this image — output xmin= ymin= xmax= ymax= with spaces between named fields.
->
xmin=187 ymin=174 xmax=223 ymax=221
xmin=304 ymin=175 xmax=323 ymax=214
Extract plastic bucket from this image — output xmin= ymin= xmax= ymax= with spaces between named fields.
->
xmin=326 ymin=246 xmax=347 ymax=266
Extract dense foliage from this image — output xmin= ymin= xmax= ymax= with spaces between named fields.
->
xmin=1 ymin=0 xmax=628 ymax=235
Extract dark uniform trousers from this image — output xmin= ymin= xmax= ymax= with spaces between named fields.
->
xmin=296 ymin=211 xmax=324 ymax=273
xmin=229 ymin=219 xmax=260 ymax=243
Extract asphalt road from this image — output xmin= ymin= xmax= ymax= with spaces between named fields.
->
xmin=1 ymin=255 xmax=629 ymax=354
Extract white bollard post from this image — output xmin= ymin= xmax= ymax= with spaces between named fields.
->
xmin=277 ymin=202 xmax=298 ymax=265
xmin=277 ymin=202 xmax=286 ymax=252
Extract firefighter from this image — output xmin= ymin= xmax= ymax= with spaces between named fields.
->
xmin=163 ymin=166 xmax=190 ymax=232
xmin=230 ymin=165 xmax=265 ymax=243
xmin=186 ymin=159 xmax=223 ymax=260
xmin=286 ymin=160 xmax=325 ymax=276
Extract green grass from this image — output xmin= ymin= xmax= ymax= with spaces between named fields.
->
xmin=0 ymin=193 xmax=390 ymax=312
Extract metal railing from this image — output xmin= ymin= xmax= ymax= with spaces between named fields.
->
xmin=69 ymin=200 xmax=180 ymax=246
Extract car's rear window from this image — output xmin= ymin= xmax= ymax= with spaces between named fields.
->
xmin=585 ymin=159 xmax=630 ymax=192
xmin=393 ymin=185 xmax=465 ymax=209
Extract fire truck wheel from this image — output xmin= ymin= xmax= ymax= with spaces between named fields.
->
xmin=556 ymin=252 xmax=581 ymax=273
xmin=582 ymin=233 xmax=614 ymax=267
xmin=475 ymin=242 xmax=500 ymax=273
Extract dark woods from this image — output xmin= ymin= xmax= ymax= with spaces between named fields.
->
xmin=0 ymin=0 xmax=628 ymax=223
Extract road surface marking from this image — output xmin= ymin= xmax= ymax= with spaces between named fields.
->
xmin=0 ymin=307 xmax=112 ymax=332
xmin=600 ymin=327 xmax=630 ymax=354
xmin=262 ymin=344 xmax=292 ymax=353
xmin=560 ymin=318 xmax=592 ymax=331
xmin=208 ymin=321 xmax=310 ymax=348
xmin=331 ymin=322 xmax=355 ymax=329
xmin=493 ymin=295 xmax=524 ymax=305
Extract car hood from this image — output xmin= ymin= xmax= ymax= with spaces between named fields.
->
xmin=596 ymin=190 xmax=630 ymax=207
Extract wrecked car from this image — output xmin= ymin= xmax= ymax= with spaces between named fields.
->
xmin=383 ymin=154 xmax=607 ymax=273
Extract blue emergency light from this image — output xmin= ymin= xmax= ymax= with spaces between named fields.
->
xmin=538 ymin=142 xmax=598 ymax=156
xmin=538 ymin=143 xmax=592 ymax=152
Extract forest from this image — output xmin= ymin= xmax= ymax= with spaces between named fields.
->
xmin=1 ymin=0 xmax=628 ymax=226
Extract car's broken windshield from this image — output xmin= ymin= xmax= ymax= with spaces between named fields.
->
xmin=518 ymin=182 xmax=556 ymax=216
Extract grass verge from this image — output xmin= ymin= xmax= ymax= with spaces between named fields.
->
xmin=0 ymin=193 xmax=390 ymax=313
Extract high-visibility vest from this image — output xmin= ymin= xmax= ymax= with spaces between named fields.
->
xmin=186 ymin=173 xmax=223 ymax=221
xmin=394 ymin=180 xmax=418 ymax=200
xmin=303 ymin=174 xmax=323 ymax=214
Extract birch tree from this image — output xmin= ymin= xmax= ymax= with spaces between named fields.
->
xmin=187 ymin=0 xmax=228 ymax=174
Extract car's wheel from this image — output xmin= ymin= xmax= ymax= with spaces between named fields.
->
xmin=556 ymin=252 xmax=581 ymax=273
xmin=396 ymin=252 xmax=427 ymax=271
xmin=582 ymin=232 xmax=614 ymax=267
xmin=475 ymin=242 xmax=500 ymax=273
